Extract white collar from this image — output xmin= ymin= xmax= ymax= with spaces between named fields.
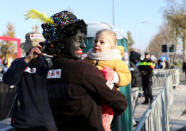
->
xmin=87 ymin=48 xmax=122 ymax=60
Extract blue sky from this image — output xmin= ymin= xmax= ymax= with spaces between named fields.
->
xmin=0 ymin=0 xmax=168 ymax=51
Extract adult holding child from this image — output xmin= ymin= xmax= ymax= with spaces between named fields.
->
xmin=26 ymin=10 xmax=128 ymax=131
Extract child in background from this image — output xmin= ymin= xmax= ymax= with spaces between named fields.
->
xmin=86 ymin=29 xmax=131 ymax=131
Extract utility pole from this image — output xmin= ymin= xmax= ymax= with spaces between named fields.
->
xmin=112 ymin=0 xmax=115 ymax=25
xmin=183 ymin=31 xmax=186 ymax=63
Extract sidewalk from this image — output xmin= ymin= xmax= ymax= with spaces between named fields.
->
xmin=169 ymin=83 xmax=186 ymax=131
xmin=133 ymin=78 xmax=186 ymax=131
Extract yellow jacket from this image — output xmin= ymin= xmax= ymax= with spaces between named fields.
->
xmin=86 ymin=46 xmax=131 ymax=87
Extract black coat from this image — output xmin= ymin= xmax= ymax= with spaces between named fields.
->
xmin=46 ymin=55 xmax=128 ymax=131
xmin=129 ymin=51 xmax=142 ymax=87
xmin=183 ymin=62 xmax=186 ymax=72
xmin=130 ymin=61 xmax=142 ymax=87
xmin=3 ymin=56 xmax=57 ymax=130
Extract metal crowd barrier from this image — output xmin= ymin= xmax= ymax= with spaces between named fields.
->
xmin=152 ymin=69 xmax=179 ymax=95
xmin=131 ymin=87 xmax=140 ymax=115
xmin=0 ymin=77 xmax=16 ymax=121
xmin=153 ymin=69 xmax=180 ymax=87
xmin=135 ymin=71 xmax=175 ymax=131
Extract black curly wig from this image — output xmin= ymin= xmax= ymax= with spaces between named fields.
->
xmin=40 ymin=20 xmax=87 ymax=56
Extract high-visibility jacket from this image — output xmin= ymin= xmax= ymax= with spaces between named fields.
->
xmin=138 ymin=58 xmax=155 ymax=77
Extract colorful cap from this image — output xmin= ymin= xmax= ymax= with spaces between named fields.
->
xmin=41 ymin=11 xmax=82 ymax=43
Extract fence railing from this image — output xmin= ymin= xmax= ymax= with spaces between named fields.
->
xmin=135 ymin=69 xmax=178 ymax=131
xmin=0 ymin=82 xmax=16 ymax=121
xmin=152 ymin=69 xmax=179 ymax=96
xmin=153 ymin=69 xmax=180 ymax=87
xmin=131 ymin=87 xmax=139 ymax=115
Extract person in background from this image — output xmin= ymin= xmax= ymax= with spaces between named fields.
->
xmin=129 ymin=51 xmax=142 ymax=88
xmin=2 ymin=58 xmax=8 ymax=73
xmin=86 ymin=29 xmax=131 ymax=131
xmin=2 ymin=64 xmax=8 ymax=73
xmin=3 ymin=32 xmax=57 ymax=131
xmin=155 ymin=59 xmax=163 ymax=69
xmin=138 ymin=52 xmax=155 ymax=104
xmin=165 ymin=59 xmax=170 ymax=69
xmin=182 ymin=61 xmax=186 ymax=80
xmin=0 ymin=58 xmax=2 ymax=64
xmin=29 ymin=10 xmax=128 ymax=131
xmin=161 ymin=59 xmax=166 ymax=69
xmin=129 ymin=51 xmax=142 ymax=126
xmin=3 ymin=58 xmax=8 ymax=67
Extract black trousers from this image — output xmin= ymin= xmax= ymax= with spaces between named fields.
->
xmin=142 ymin=77 xmax=153 ymax=101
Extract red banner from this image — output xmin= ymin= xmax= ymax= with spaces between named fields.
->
xmin=0 ymin=36 xmax=21 ymax=58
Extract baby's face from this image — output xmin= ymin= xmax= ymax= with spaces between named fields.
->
xmin=93 ymin=31 xmax=115 ymax=53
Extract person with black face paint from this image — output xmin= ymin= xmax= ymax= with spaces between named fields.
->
xmin=26 ymin=10 xmax=128 ymax=131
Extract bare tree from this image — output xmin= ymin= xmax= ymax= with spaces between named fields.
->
xmin=0 ymin=23 xmax=17 ymax=59
xmin=164 ymin=0 xmax=186 ymax=63
xmin=147 ymin=23 xmax=171 ymax=59
xmin=127 ymin=31 xmax=135 ymax=53
xmin=145 ymin=0 xmax=185 ymax=66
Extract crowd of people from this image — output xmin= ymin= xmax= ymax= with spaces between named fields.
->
xmin=3 ymin=10 xmax=131 ymax=131
xmin=154 ymin=59 xmax=170 ymax=69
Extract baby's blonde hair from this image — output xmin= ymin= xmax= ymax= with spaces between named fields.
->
xmin=95 ymin=29 xmax=117 ymax=47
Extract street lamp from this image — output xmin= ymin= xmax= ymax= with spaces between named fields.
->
xmin=112 ymin=0 xmax=115 ymax=25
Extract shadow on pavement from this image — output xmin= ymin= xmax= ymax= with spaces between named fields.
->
xmin=177 ymin=126 xmax=186 ymax=131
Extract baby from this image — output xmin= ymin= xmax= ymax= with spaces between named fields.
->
xmin=86 ymin=29 xmax=131 ymax=131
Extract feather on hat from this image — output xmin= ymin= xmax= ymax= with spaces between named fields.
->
xmin=25 ymin=9 xmax=82 ymax=42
